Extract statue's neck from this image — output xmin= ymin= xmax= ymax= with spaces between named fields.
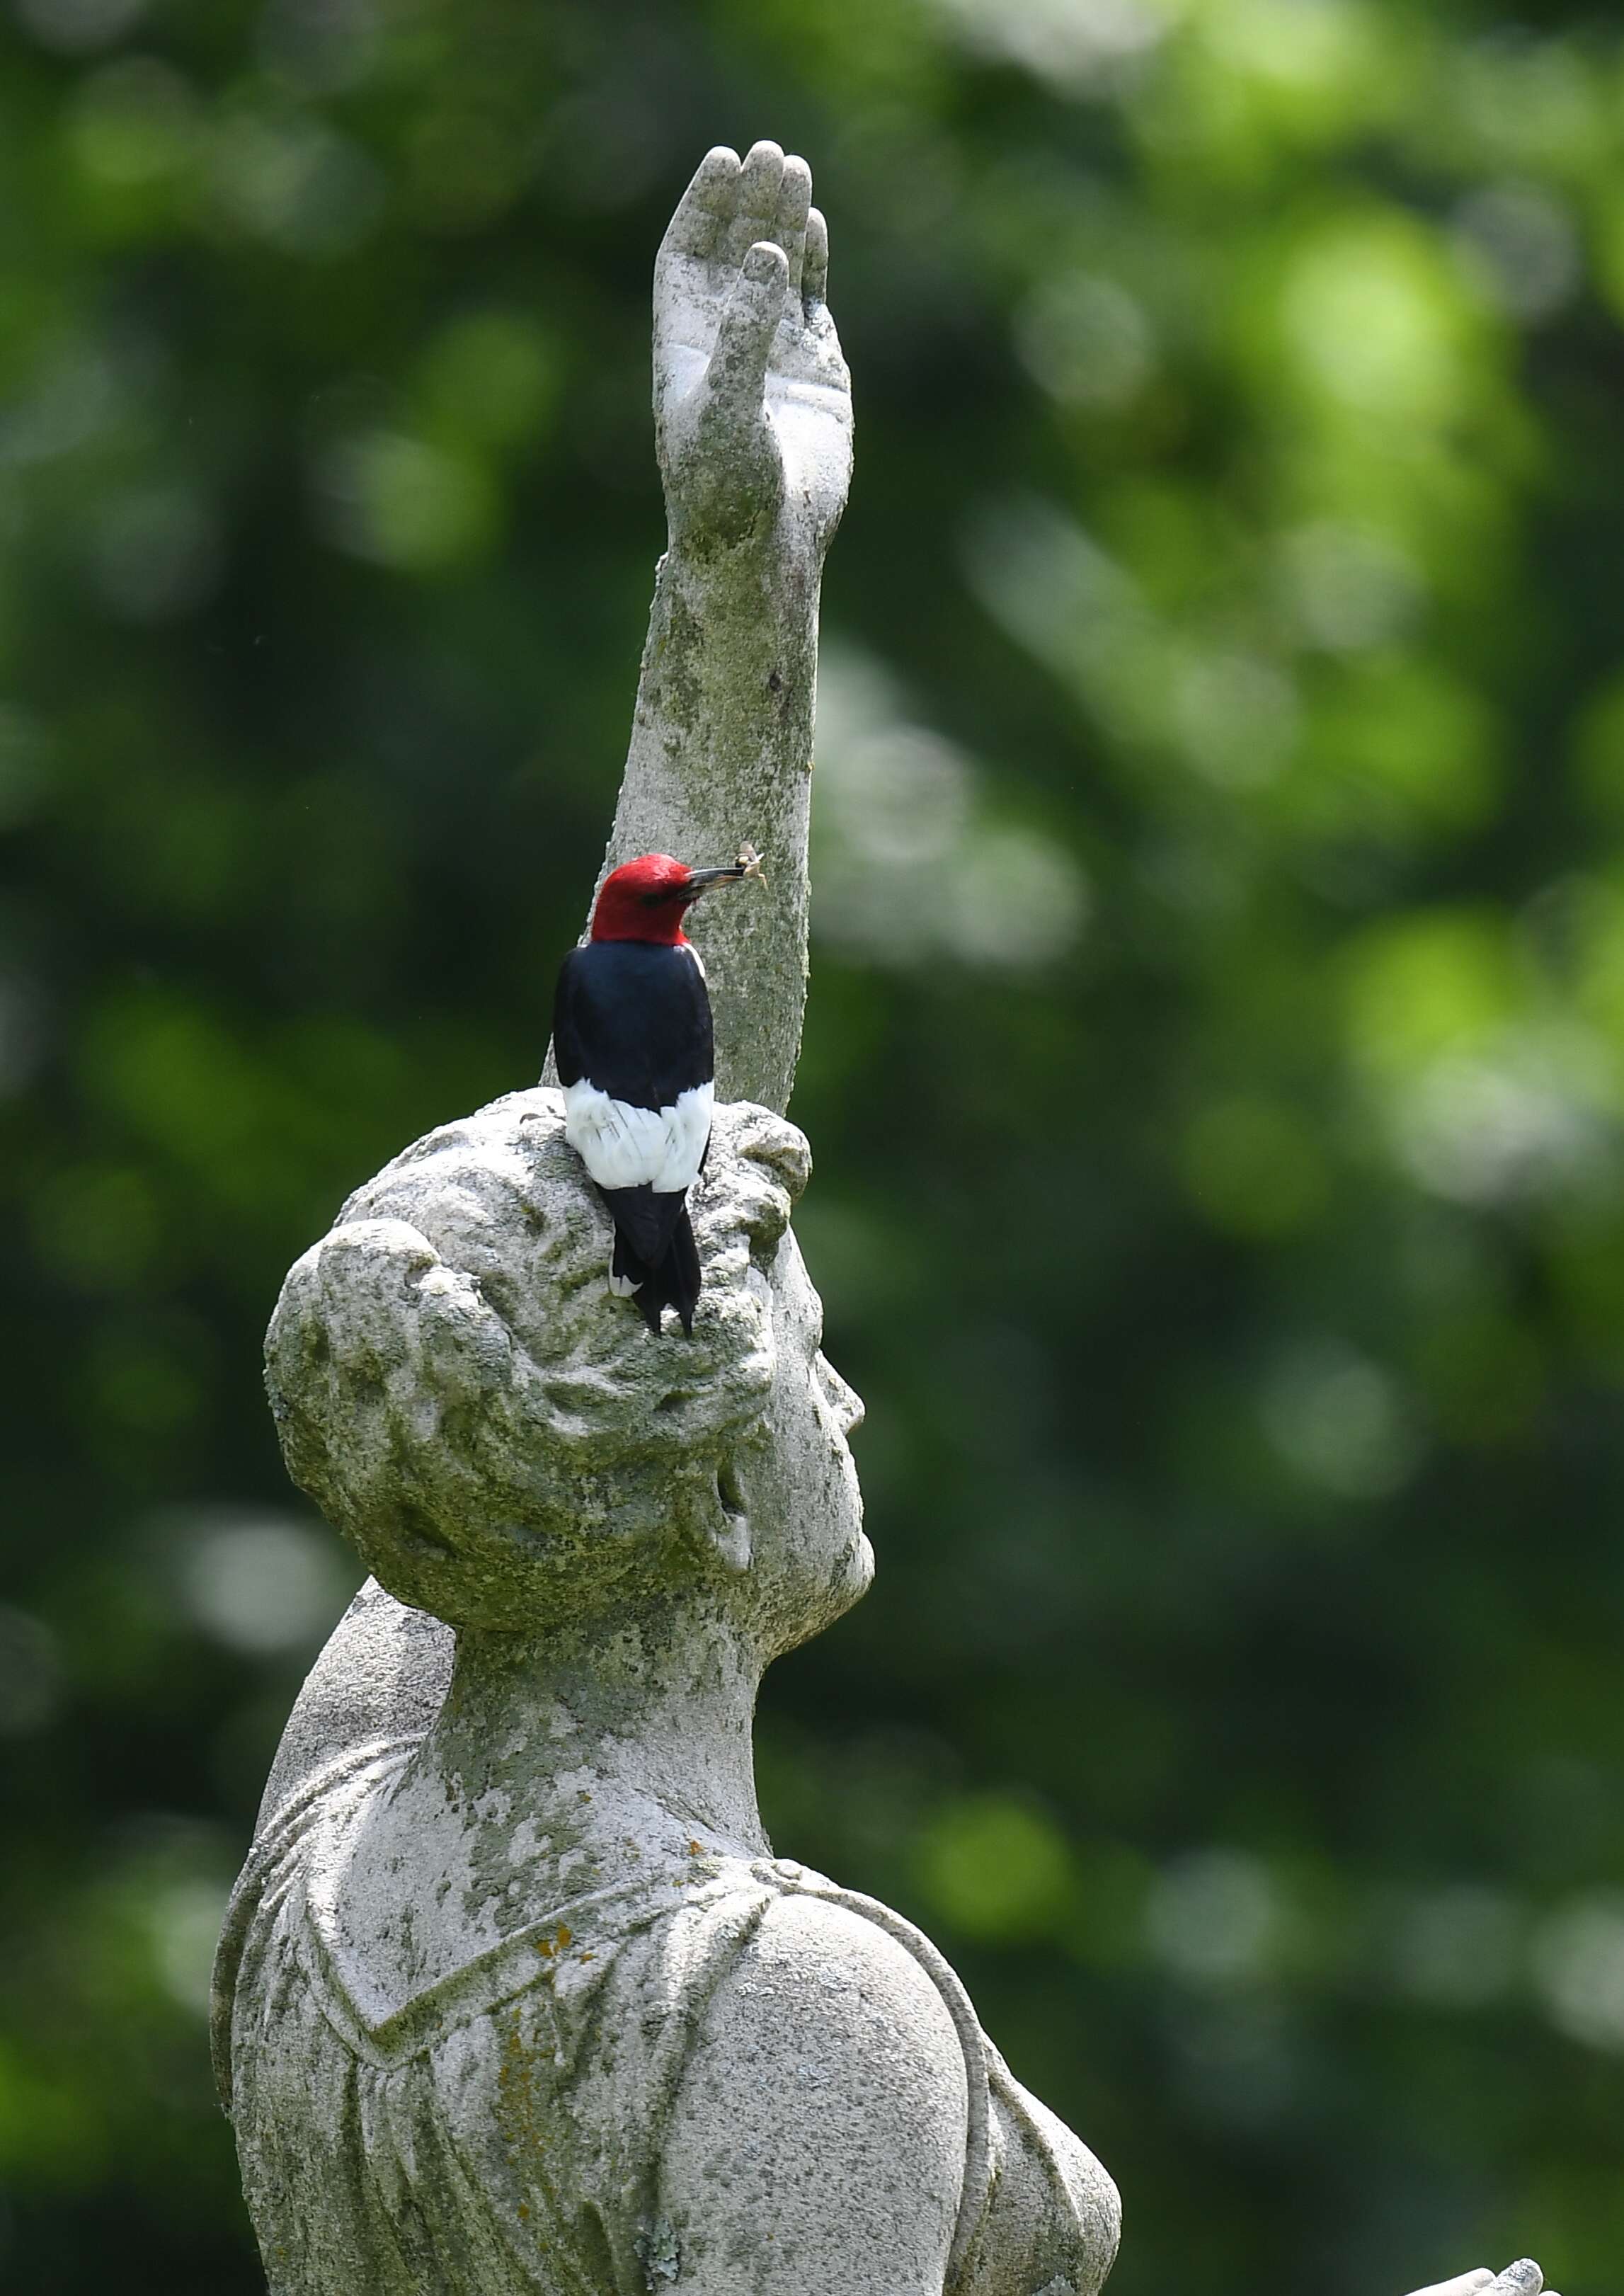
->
xmin=331 ymin=1596 xmax=770 ymax=1997
xmin=412 ymin=1594 xmax=768 ymax=1879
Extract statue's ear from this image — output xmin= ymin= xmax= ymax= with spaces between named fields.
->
xmin=707 ymin=1461 xmax=753 ymax=1575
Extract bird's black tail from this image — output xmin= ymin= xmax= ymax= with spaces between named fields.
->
xmin=605 ymin=1189 xmax=701 ymax=1337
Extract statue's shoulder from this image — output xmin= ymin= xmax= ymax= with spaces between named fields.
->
xmin=658 ymin=1873 xmax=976 ymax=2291
xmin=710 ymin=1872 xmax=976 ymax=2091
xmin=685 ymin=1867 xmax=1122 ymax=2296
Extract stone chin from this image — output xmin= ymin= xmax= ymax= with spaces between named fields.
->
xmin=838 ymin=1525 xmax=877 ymax=1613
xmin=823 ymin=1427 xmax=874 ymax=1618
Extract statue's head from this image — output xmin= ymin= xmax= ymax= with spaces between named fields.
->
xmin=263 ymin=1090 xmax=869 ymax=1652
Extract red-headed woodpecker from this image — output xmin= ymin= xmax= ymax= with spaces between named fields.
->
xmin=552 ymin=851 xmax=756 ymax=1336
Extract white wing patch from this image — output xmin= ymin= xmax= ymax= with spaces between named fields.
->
xmin=564 ymin=1078 xmax=714 ymax=1194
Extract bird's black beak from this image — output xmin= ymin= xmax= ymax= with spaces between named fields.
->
xmin=681 ymin=864 xmax=750 ymax=900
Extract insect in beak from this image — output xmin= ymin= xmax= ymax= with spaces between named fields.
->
xmin=682 ymin=845 xmax=767 ymax=898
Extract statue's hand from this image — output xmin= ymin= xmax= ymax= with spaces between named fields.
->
xmin=653 ymin=139 xmax=852 ymax=556
xmin=1409 ymin=2260 xmax=1553 ymax=2296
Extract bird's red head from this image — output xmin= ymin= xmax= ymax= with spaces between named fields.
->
xmin=589 ymin=852 xmax=750 ymax=944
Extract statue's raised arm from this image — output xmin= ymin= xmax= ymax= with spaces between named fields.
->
xmin=593 ymin=137 xmax=852 ymax=1113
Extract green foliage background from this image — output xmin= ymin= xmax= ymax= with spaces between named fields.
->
xmin=4 ymin=0 xmax=1624 ymax=2285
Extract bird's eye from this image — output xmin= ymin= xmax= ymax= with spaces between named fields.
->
xmin=641 ymin=887 xmax=674 ymax=906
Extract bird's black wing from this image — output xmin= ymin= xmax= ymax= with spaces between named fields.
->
xmin=551 ymin=942 xmax=714 ymax=1110
xmin=551 ymin=947 xmax=591 ymax=1089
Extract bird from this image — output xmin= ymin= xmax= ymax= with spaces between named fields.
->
xmin=551 ymin=850 xmax=760 ymax=1335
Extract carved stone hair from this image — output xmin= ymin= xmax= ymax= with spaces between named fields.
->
xmin=264 ymin=1089 xmax=811 ymax=1631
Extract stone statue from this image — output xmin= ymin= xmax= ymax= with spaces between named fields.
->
xmin=212 ymin=144 xmax=1556 ymax=2296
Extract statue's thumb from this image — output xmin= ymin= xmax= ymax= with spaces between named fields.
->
xmin=710 ymin=244 xmax=788 ymax=407
xmin=1488 ymin=2262 xmax=1541 ymax=2295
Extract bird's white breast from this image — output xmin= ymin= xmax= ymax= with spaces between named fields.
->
xmin=563 ymin=1078 xmax=714 ymax=1194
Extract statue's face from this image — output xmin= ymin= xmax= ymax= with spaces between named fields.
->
xmin=733 ymin=1231 xmax=871 ymax=1651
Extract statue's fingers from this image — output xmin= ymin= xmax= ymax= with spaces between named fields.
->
xmin=773 ymin=156 xmax=812 ymax=293
xmin=661 ymin=145 xmax=740 ymax=262
xmin=723 ymin=139 xmax=785 ymax=266
xmin=802 ymin=207 xmax=829 ymax=309
xmin=707 ymin=241 xmax=789 ymax=410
